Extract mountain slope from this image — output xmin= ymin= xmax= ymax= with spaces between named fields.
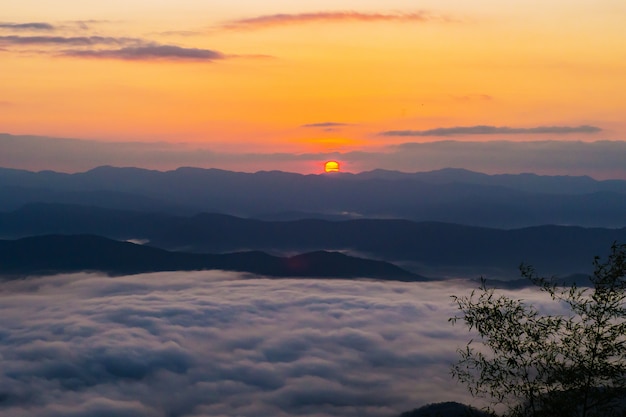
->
xmin=1 ymin=166 xmax=625 ymax=227
xmin=1 ymin=204 xmax=625 ymax=277
xmin=0 ymin=235 xmax=423 ymax=281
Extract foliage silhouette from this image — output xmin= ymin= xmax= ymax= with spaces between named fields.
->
xmin=399 ymin=401 xmax=492 ymax=417
xmin=451 ymin=243 xmax=626 ymax=417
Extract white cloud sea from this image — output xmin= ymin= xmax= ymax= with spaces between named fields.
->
xmin=0 ymin=271 xmax=555 ymax=416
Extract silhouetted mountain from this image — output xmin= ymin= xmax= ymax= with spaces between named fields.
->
xmin=0 ymin=185 xmax=194 ymax=214
xmin=0 ymin=235 xmax=423 ymax=281
xmin=1 ymin=204 xmax=625 ymax=278
xmin=399 ymin=401 xmax=491 ymax=417
xmin=1 ymin=166 xmax=625 ymax=227
xmin=358 ymin=168 xmax=623 ymax=195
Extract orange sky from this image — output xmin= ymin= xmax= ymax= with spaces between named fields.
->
xmin=1 ymin=0 xmax=625 ymax=168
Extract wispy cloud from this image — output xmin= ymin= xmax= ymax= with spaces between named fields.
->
xmin=68 ymin=20 xmax=109 ymax=31
xmin=301 ymin=122 xmax=350 ymax=128
xmin=0 ymin=22 xmax=55 ymax=31
xmin=380 ymin=125 xmax=603 ymax=136
xmin=0 ymin=35 xmax=137 ymax=46
xmin=0 ymin=35 xmax=226 ymax=62
xmin=0 ymin=20 xmax=114 ymax=34
xmin=222 ymin=11 xmax=448 ymax=30
xmin=452 ymin=94 xmax=493 ymax=102
xmin=64 ymin=44 xmax=225 ymax=61
xmin=158 ymin=29 xmax=203 ymax=37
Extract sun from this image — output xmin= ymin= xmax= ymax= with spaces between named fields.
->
xmin=324 ymin=161 xmax=340 ymax=173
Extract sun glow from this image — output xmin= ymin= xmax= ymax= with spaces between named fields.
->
xmin=324 ymin=161 xmax=340 ymax=173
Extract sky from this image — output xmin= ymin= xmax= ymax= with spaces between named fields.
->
xmin=0 ymin=271 xmax=564 ymax=417
xmin=2 ymin=1 xmax=626 ymax=176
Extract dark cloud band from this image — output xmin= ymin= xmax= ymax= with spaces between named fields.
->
xmin=64 ymin=45 xmax=225 ymax=61
xmin=380 ymin=125 xmax=602 ymax=136
xmin=0 ymin=22 xmax=55 ymax=31
xmin=0 ymin=35 xmax=136 ymax=46
xmin=301 ymin=122 xmax=350 ymax=128
xmin=1 ymin=134 xmax=626 ymax=179
xmin=0 ymin=35 xmax=225 ymax=62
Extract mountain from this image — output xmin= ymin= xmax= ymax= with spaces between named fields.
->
xmin=1 ymin=204 xmax=625 ymax=278
xmin=0 ymin=235 xmax=423 ymax=281
xmin=1 ymin=166 xmax=625 ymax=227
xmin=357 ymin=168 xmax=626 ymax=195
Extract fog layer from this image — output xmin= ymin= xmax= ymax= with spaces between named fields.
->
xmin=0 ymin=272 xmax=554 ymax=416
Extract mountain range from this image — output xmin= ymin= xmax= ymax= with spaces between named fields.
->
xmin=0 ymin=234 xmax=422 ymax=281
xmin=1 ymin=166 xmax=625 ymax=280
xmin=1 ymin=203 xmax=625 ymax=278
xmin=1 ymin=166 xmax=625 ymax=228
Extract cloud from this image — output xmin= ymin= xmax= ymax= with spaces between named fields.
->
xmin=0 ymin=22 xmax=55 ymax=31
xmin=0 ymin=35 xmax=135 ymax=46
xmin=3 ymin=133 xmax=626 ymax=179
xmin=341 ymin=140 xmax=626 ymax=179
xmin=0 ymin=271 xmax=497 ymax=416
xmin=0 ymin=35 xmax=225 ymax=62
xmin=0 ymin=33 xmax=225 ymax=62
xmin=63 ymin=44 xmax=225 ymax=61
xmin=452 ymin=94 xmax=493 ymax=102
xmin=301 ymin=122 xmax=350 ymax=128
xmin=380 ymin=125 xmax=603 ymax=136
xmin=68 ymin=20 xmax=110 ymax=31
xmin=222 ymin=11 xmax=448 ymax=30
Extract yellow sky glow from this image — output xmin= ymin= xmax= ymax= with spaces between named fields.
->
xmin=1 ymin=1 xmax=625 ymax=162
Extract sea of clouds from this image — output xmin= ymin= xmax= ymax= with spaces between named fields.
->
xmin=0 ymin=272 xmax=557 ymax=417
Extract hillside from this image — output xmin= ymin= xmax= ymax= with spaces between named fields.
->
xmin=0 ymin=234 xmax=423 ymax=281
xmin=1 ymin=166 xmax=625 ymax=227
xmin=2 ymin=203 xmax=625 ymax=277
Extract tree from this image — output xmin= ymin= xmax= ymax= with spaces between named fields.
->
xmin=450 ymin=242 xmax=626 ymax=417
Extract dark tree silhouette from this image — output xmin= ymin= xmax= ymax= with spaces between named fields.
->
xmin=451 ymin=243 xmax=626 ymax=417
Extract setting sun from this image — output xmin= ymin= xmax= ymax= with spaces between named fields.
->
xmin=324 ymin=161 xmax=340 ymax=173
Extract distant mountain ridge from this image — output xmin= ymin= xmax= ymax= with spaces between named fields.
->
xmin=1 ymin=166 xmax=625 ymax=227
xmin=0 ymin=234 xmax=423 ymax=281
xmin=2 ymin=203 xmax=625 ymax=277
xmin=3 ymin=165 xmax=625 ymax=194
